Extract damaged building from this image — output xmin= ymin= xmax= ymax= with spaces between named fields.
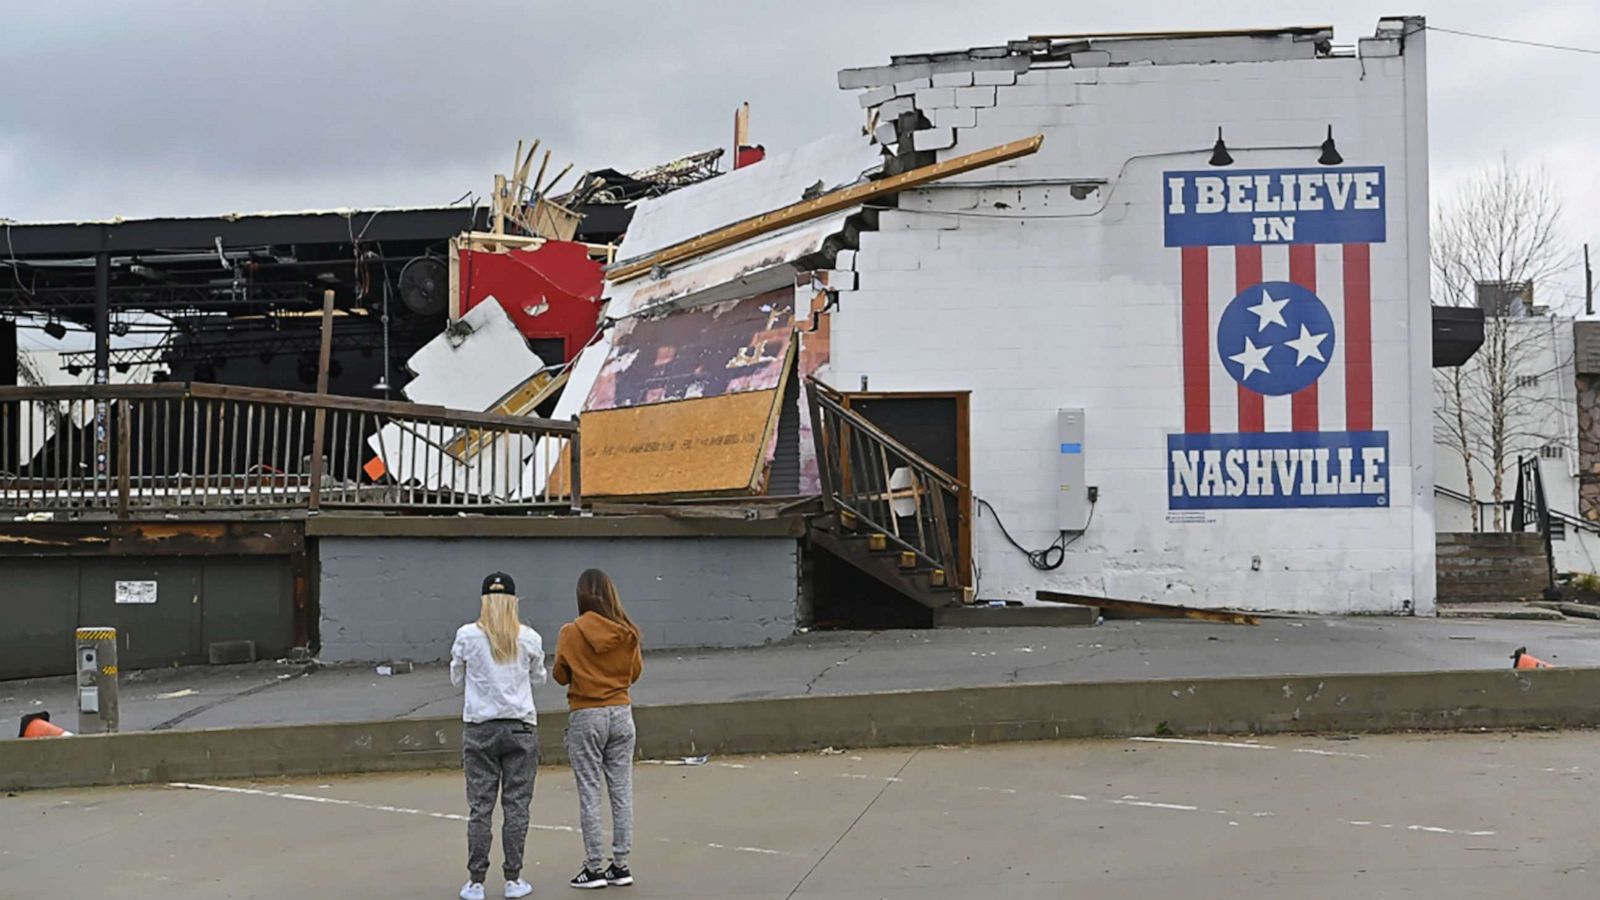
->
xmin=1 ymin=19 xmax=1443 ymax=677
xmin=560 ymin=18 xmax=1435 ymax=617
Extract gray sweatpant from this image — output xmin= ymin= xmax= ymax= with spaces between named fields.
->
xmin=564 ymin=705 xmax=635 ymax=871
xmin=463 ymin=719 xmax=539 ymax=883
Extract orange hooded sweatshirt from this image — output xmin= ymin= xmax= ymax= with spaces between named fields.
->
xmin=552 ymin=612 xmax=643 ymax=710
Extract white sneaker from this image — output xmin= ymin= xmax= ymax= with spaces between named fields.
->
xmin=505 ymin=879 xmax=534 ymax=899
xmin=461 ymin=882 xmax=486 ymax=900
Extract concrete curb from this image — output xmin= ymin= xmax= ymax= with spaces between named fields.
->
xmin=5 ymin=667 xmax=1598 ymax=791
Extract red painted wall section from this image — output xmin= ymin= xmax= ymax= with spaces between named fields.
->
xmin=735 ymin=145 xmax=766 ymax=169
xmin=457 ymin=241 xmax=604 ymax=363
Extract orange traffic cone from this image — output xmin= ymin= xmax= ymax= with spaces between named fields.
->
xmin=1511 ymin=647 xmax=1553 ymax=670
xmin=19 ymin=710 xmax=73 ymax=739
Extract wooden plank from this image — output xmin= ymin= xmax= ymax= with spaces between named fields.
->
xmin=747 ymin=337 xmax=798 ymax=494
xmin=607 ymin=134 xmax=1045 ymax=283
xmin=447 ymin=367 xmax=568 ymax=458
xmin=447 ymin=235 xmax=462 ymax=321
xmin=530 ymin=197 xmax=581 ymax=242
xmin=458 ymin=231 xmax=547 ymax=250
xmin=589 ymin=501 xmax=776 ymax=521
xmin=580 ymin=391 xmax=780 ymax=497
xmin=492 ymin=174 xmax=507 ymax=239
xmin=1036 ymin=589 xmax=1260 ymax=626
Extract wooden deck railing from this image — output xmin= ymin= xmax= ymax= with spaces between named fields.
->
xmin=807 ymin=378 xmax=965 ymax=575
xmin=0 ymin=383 xmax=579 ymax=518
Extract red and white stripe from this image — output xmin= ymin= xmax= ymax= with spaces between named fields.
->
xmin=1180 ymin=243 xmax=1373 ymax=435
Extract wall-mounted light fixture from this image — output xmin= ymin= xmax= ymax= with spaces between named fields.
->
xmin=1318 ymin=125 xmax=1343 ymax=166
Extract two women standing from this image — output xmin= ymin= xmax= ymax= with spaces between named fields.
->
xmin=450 ymin=569 xmax=641 ymax=897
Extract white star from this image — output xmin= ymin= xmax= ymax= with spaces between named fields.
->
xmin=1228 ymin=337 xmax=1272 ymax=381
xmin=1284 ymin=324 xmax=1329 ymax=365
xmin=1246 ymin=287 xmax=1290 ymax=332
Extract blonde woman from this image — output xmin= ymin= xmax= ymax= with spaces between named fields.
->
xmin=553 ymin=569 xmax=642 ymax=889
xmin=451 ymin=572 xmax=547 ymax=900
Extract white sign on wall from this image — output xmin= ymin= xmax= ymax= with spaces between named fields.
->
xmin=114 ymin=580 xmax=158 ymax=605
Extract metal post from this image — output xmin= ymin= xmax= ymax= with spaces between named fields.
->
xmin=75 ymin=626 xmax=120 ymax=734
xmin=1 ymin=318 xmax=16 ymax=472
xmin=307 ymin=289 xmax=335 ymax=510
xmin=1585 ymin=243 xmax=1594 ymax=317
xmin=94 ymin=252 xmax=111 ymax=489
xmin=568 ymin=416 xmax=583 ymax=513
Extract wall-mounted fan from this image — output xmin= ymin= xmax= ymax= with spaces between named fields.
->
xmin=398 ymin=255 xmax=448 ymax=315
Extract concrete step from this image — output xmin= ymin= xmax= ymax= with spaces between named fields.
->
xmin=1437 ymin=603 xmax=1565 ymax=621
xmin=933 ymin=604 xmax=1097 ymax=629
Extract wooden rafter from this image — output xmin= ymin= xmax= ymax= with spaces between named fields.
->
xmin=606 ymin=134 xmax=1045 ymax=283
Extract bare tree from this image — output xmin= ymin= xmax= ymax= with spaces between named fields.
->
xmin=1432 ymin=158 xmax=1572 ymax=530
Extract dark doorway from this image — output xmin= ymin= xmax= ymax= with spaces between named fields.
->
xmin=806 ymin=390 xmax=973 ymax=633
xmin=842 ymin=392 xmax=971 ymax=586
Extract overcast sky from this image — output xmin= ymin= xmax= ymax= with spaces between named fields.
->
xmin=2 ymin=1 xmax=1595 ymax=307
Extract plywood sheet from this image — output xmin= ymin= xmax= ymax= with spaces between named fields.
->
xmin=580 ymin=390 xmax=780 ymax=497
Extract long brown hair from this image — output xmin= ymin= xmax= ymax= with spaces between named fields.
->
xmin=576 ymin=568 xmax=637 ymax=633
xmin=477 ymin=593 xmax=522 ymax=664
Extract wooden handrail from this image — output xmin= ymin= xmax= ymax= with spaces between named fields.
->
xmin=809 ymin=379 xmax=966 ymax=492
xmin=0 ymin=383 xmax=577 ymax=434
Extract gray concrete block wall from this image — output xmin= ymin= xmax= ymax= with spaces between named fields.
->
xmin=317 ymin=536 xmax=800 ymax=663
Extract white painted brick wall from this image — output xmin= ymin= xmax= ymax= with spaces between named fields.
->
xmin=955 ymin=85 xmax=997 ymax=107
xmin=973 ymin=69 xmax=1018 ymax=86
xmin=912 ymin=127 xmax=956 ymax=151
xmin=857 ymin=85 xmax=895 ymax=109
xmin=914 ymin=87 xmax=956 ymax=109
xmin=895 ymin=76 xmax=932 ymax=96
xmin=932 ymin=71 xmax=974 ymax=88
xmin=825 ymin=39 xmax=1431 ymax=615
xmin=877 ymin=97 xmax=913 ymax=118
xmin=934 ymin=106 xmax=977 ymax=129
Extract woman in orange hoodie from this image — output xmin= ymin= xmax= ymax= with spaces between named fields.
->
xmin=552 ymin=568 xmax=642 ymax=890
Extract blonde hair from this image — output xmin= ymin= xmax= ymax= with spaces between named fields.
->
xmin=477 ymin=593 xmax=522 ymax=664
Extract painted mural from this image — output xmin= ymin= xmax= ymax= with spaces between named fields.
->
xmin=585 ymin=287 xmax=796 ymax=411
xmin=1163 ymin=167 xmax=1391 ymax=510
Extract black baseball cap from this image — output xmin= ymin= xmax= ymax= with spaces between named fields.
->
xmin=482 ymin=572 xmax=516 ymax=595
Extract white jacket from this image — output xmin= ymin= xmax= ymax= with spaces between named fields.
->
xmin=450 ymin=623 xmax=547 ymax=724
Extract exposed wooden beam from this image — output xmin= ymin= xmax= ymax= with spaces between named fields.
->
xmin=1036 ymin=589 xmax=1261 ymax=626
xmin=606 ymin=134 xmax=1044 ymax=283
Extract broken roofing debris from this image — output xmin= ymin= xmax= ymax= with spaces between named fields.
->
xmin=365 ymin=103 xmax=1040 ymax=508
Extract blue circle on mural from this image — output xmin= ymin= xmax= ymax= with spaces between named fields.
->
xmin=1216 ymin=280 xmax=1336 ymax=397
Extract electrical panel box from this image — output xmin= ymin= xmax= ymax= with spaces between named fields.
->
xmin=1057 ymin=408 xmax=1089 ymax=531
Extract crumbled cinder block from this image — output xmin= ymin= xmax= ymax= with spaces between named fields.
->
xmin=878 ymin=97 xmax=914 ymax=118
xmin=911 ymin=127 xmax=957 ymax=151
xmin=914 ymin=87 xmax=957 ymax=108
xmin=857 ymin=85 xmax=896 ymax=109
xmin=931 ymin=71 xmax=975 ymax=88
xmin=895 ymin=76 xmax=933 ymax=96
xmin=955 ymin=85 xmax=997 ymax=107
xmin=934 ymin=106 xmax=977 ymax=129
xmin=973 ymin=69 xmax=1018 ymax=86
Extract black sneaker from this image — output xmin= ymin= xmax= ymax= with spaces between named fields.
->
xmin=604 ymin=864 xmax=633 ymax=887
xmin=569 ymin=869 xmax=607 ymax=890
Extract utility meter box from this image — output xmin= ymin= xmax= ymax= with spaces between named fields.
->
xmin=1057 ymin=408 xmax=1090 ymax=531
xmin=75 ymin=627 xmax=120 ymax=734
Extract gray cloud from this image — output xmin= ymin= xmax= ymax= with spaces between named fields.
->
xmin=3 ymin=0 xmax=1595 ymax=305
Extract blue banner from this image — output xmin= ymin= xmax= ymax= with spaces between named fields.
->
xmin=1168 ymin=431 xmax=1390 ymax=510
xmin=1163 ymin=167 xmax=1386 ymax=247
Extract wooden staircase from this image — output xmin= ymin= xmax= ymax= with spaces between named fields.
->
xmin=807 ymin=381 xmax=968 ymax=610
xmin=810 ymin=522 xmax=965 ymax=610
